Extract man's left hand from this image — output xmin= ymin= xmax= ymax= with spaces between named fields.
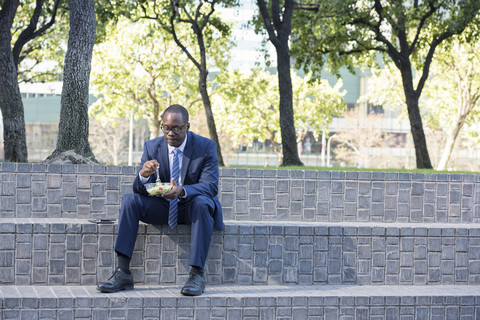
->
xmin=160 ymin=178 xmax=185 ymax=200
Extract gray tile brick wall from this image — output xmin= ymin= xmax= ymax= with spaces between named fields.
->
xmin=2 ymin=164 xmax=479 ymax=223
xmin=1 ymin=220 xmax=480 ymax=287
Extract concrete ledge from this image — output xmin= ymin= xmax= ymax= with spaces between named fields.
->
xmin=1 ymin=164 xmax=480 ymax=223
xmin=1 ymin=284 xmax=479 ymax=319
xmin=1 ymin=219 xmax=480 ymax=286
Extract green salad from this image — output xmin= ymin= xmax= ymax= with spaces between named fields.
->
xmin=146 ymin=182 xmax=172 ymax=195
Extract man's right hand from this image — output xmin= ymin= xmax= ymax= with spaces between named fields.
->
xmin=140 ymin=160 xmax=159 ymax=178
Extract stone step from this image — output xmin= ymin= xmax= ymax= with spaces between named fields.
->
xmin=0 ymin=284 xmax=479 ymax=319
xmin=1 ymin=218 xmax=480 ymax=287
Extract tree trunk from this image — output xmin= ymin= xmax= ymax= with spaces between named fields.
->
xmin=257 ymin=0 xmax=302 ymax=167
xmin=269 ymin=136 xmax=282 ymax=166
xmin=436 ymin=105 xmax=470 ymax=171
xmin=436 ymin=129 xmax=458 ymax=171
xmin=0 ymin=0 xmax=28 ymax=162
xmin=147 ymin=81 xmax=160 ymax=140
xmin=198 ymin=68 xmax=224 ymax=166
xmin=400 ymin=66 xmax=433 ymax=169
xmin=276 ymin=42 xmax=303 ymax=166
xmin=47 ymin=0 xmax=96 ymax=161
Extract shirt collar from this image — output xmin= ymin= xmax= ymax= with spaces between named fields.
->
xmin=167 ymin=133 xmax=187 ymax=154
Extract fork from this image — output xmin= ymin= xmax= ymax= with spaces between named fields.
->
xmin=155 ymin=166 xmax=160 ymax=183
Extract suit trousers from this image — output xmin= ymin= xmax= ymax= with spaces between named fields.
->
xmin=114 ymin=193 xmax=215 ymax=268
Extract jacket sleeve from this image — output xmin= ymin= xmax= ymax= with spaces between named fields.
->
xmin=132 ymin=141 xmax=156 ymax=196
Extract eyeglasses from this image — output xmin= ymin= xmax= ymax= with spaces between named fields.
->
xmin=161 ymin=124 xmax=188 ymax=134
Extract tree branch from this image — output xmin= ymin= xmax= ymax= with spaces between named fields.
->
xmin=12 ymin=0 xmax=62 ymax=68
xmin=293 ymin=2 xmax=319 ymax=11
xmin=271 ymin=0 xmax=281 ymax=31
xmin=169 ymin=0 xmax=201 ymax=70
xmin=257 ymin=0 xmax=280 ymax=47
xmin=416 ymin=30 xmax=454 ymax=96
xmin=409 ymin=0 xmax=438 ymax=54
xmin=278 ymin=0 xmax=294 ymax=41
xmin=200 ymin=0 xmax=218 ymax=32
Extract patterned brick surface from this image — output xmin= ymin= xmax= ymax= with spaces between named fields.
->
xmin=0 ymin=285 xmax=479 ymax=320
xmin=1 ymin=219 xmax=480 ymax=287
xmin=1 ymin=164 xmax=480 ymax=222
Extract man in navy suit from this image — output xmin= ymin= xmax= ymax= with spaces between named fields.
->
xmin=97 ymin=104 xmax=223 ymax=296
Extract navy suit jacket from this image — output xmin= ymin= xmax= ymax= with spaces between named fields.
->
xmin=132 ymin=131 xmax=224 ymax=231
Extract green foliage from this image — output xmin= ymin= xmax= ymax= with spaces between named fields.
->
xmin=12 ymin=0 xmax=68 ymax=82
xmin=213 ymin=68 xmax=280 ymax=147
xmin=360 ymin=30 xmax=480 ymax=169
xmin=213 ymin=68 xmax=346 ymax=152
xmin=291 ymin=0 xmax=480 ymax=78
xmin=117 ymin=0 xmax=236 ymax=70
xmin=89 ymin=18 xmax=201 ymax=137
xmin=12 ymin=0 xmax=126 ymax=83
xmin=291 ymin=72 xmax=346 ymax=140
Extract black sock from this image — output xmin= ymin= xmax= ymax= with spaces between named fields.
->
xmin=191 ymin=266 xmax=204 ymax=277
xmin=117 ymin=252 xmax=131 ymax=273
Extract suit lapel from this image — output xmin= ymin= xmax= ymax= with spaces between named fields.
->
xmin=181 ymin=132 xmax=193 ymax=185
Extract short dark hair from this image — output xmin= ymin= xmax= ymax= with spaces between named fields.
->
xmin=162 ymin=104 xmax=189 ymax=123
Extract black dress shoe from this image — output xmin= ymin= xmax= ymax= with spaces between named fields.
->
xmin=181 ymin=273 xmax=205 ymax=296
xmin=97 ymin=268 xmax=134 ymax=293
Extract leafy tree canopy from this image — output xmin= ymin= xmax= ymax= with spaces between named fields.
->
xmin=89 ymin=18 xmax=203 ymax=138
xmin=11 ymin=0 xmax=123 ymax=83
xmin=291 ymin=0 xmax=480 ymax=77
xmin=110 ymin=0 xmax=236 ymax=71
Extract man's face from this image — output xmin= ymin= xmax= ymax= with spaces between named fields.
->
xmin=161 ymin=111 xmax=190 ymax=148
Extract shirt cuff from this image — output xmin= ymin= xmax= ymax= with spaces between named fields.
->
xmin=139 ymin=173 xmax=149 ymax=183
xmin=181 ymin=187 xmax=187 ymax=198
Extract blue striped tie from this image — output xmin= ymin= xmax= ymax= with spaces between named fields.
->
xmin=168 ymin=149 xmax=180 ymax=229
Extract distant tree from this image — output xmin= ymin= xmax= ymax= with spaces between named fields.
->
xmin=335 ymin=108 xmax=399 ymax=169
xmin=89 ymin=19 xmax=200 ymax=140
xmin=292 ymin=0 xmax=480 ymax=169
xmin=131 ymin=0 xmax=238 ymax=166
xmin=46 ymin=0 xmax=96 ymax=162
xmin=214 ymin=68 xmax=282 ymax=163
xmin=362 ymin=32 xmax=480 ymax=171
xmin=214 ymin=68 xmax=346 ymax=165
xmin=424 ymin=35 xmax=480 ymax=170
xmin=89 ymin=118 xmax=130 ymax=165
xmin=292 ymin=73 xmax=346 ymax=144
